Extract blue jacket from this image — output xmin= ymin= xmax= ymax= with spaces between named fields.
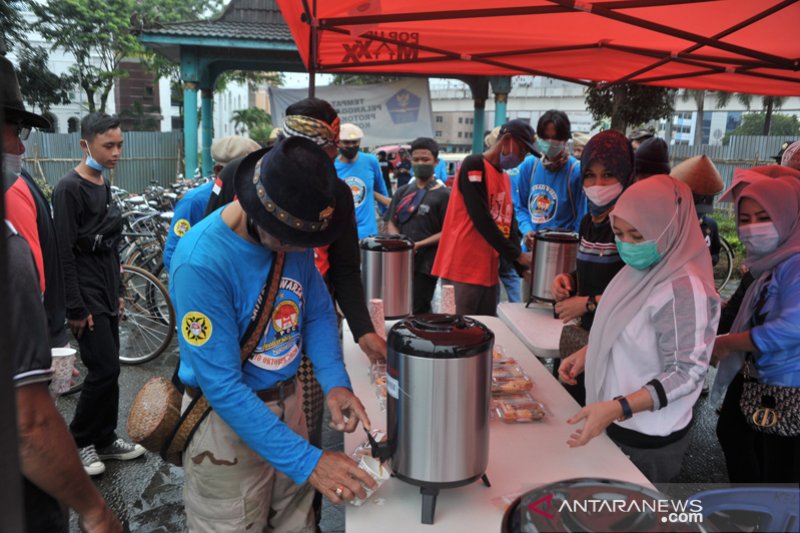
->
xmin=752 ymin=253 xmax=800 ymax=387
xmin=170 ymin=209 xmax=350 ymax=483
xmin=513 ymin=154 xmax=585 ymax=244
xmin=163 ymin=181 xmax=214 ymax=270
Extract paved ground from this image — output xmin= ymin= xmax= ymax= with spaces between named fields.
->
xmin=58 ymin=279 xmax=739 ymax=531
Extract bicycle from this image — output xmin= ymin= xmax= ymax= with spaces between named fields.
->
xmin=714 ymin=237 xmax=735 ymax=293
xmin=61 ymin=264 xmax=175 ymax=396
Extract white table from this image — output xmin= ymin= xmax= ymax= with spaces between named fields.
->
xmin=343 ymin=316 xmax=650 ymax=533
xmin=498 ymin=302 xmax=564 ymax=359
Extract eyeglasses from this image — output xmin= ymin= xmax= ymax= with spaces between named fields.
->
xmin=16 ymin=124 xmax=31 ymax=141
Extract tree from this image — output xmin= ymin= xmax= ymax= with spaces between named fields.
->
xmin=215 ymin=71 xmax=285 ymax=93
xmin=231 ymin=108 xmax=272 ymax=134
xmin=28 ymin=0 xmax=222 ymax=113
xmin=681 ymin=90 xmax=706 ymax=146
xmin=16 ymin=46 xmax=76 ymax=115
xmin=721 ymin=113 xmax=800 ymax=145
xmin=0 ymin=2 xmax=26 ymax=53
xmin=585 ymin=84 xmax=676 ymax=133
xmin=118 ymin=100 xmax=161 ymax=131
xmin=715 ymin=92 xmax=786 ymax=135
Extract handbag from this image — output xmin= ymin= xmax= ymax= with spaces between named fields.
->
xmin=738 ymin=357 xmax=800 ymax=437
xmin=559 ymin=324 xmax=589 ymax=360
xmin=127 ymin=251 xmax=286 ymax=466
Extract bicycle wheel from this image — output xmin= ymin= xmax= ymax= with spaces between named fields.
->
xmin=119 ymin=265 xmax=176 ymax=365
xmin=714 ymin=238 xmax=734 ymax=292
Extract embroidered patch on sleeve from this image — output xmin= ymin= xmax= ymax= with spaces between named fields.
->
xmin=468 ymin=171 xmax=483 ymax=183
xmin=182 ymin=311 xmax=212 ymax=346
xmin=174 ymin=219 xmax=192 ymax=237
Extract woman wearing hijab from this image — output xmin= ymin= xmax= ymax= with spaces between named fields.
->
xmin=711 ymin=176 xmax=800 ymax=483
xmin=559 ymin=174 xmax=720 ymax=483
xmin=551 ymin=130 xmax=633 ymax=405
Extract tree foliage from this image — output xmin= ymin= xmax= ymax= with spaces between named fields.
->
xmin=722 ymin=113 xmax=800 ymax=145
xmin=585 ymin=84 xmax=677 ymax=132
xmin=232 ymin=108 xmax=272 ymax=132
xmin=17 ymin=46 xmax=76 ymax=115
xmin=0 ymin=1 xmax=26 ymax=53
xmin=215 ymin=71 xmax=285 ymax=93
xmin=27 ymin=0 xmax=221 ymax=113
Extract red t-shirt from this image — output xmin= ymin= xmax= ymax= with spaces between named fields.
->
xmin=6 ymin=176 xmax=45 ymax=293
xmin=433 ymin=156 xmax=514 ymax=286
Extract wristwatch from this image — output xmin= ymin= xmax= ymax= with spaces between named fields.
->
xmin=613 ymin=395 xmax=633 ymax=421
xmin=586 ymin=295 xmax=597 ymax=313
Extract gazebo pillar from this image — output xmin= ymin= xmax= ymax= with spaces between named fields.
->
xmin=465 ymin=77 xmax=489 ymax=154
xmin=490 ymin=76 xmax=512 ymax=127
xmin=200 ymin=87 xmax=214 ymax=177
xmin=183 ymin=82 xmax=199 ymax=178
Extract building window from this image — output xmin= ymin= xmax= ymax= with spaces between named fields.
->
xmin=435 ymin=130 xmax=442 ymax=137
xmin=458 ymin=117 xmax=463 ymax=124
xmin=458 ymin=132 xmax=462 ymax=138
xmin=145 ymin=86 xmax=154 ymax=97
xmin=68 ymin=117 xmax=80 ymax=133
xmin=435 ymin=116 xmax=443 ymax=123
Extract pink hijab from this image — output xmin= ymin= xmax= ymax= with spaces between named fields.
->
xmin=585 ymin=174 xmax=715 ymax=403
xmin=711 ymin=175 xmax=800 ymax=402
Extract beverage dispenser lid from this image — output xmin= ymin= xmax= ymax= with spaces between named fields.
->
xmin=359 ymin=233 xmax=415 ymax=251
xmin=535 ymin=228 xmax=579 ymax=243
xmin=388 ymin=314 xmax=494 ymax=359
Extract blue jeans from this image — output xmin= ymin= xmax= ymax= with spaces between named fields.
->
xmin=498 ymin=257 xmax=522 ymax=303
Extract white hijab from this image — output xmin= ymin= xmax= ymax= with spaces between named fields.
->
xmin=585 ymin=174 xmax=715 ymax=403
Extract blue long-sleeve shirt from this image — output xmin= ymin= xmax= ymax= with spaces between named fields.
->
xmin=513 ymin=155 xmax=585 ymax=244
xmin=751 ymin=253 xmax=800 ymax=387
xmin=170 ymin=209 xmax=351 ymax=483
xmin=163 ymin=181 xmax=214 ymax=270
xmin=335 ymin=152 xmax=388 ymax=239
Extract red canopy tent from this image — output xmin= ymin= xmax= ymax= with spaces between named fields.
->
xmin=276 ymin=0 xmax=800 ymax=96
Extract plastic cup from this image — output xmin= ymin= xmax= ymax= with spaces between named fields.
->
xmin=50 ymin=347 xmax=76 ymax=395
xmin=369 ymin=298 xmax=386 ymax=339
xmin=350 ymin=455 xmax=392 ymax=506
xmin=441 ymin=284 xmax=456 ymax=314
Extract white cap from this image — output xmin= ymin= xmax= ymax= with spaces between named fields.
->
xmin=340 ymin=123 xmax=364 ymax=141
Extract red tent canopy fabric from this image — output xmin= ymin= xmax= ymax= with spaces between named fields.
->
xmin=276 ymin=0 xmax=800 ymax=95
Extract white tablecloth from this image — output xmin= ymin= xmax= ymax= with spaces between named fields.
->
xmin=498 ymin=302 xmax=564 ymax=359
xmin=342 ymin=316 xmax=649 ymax=533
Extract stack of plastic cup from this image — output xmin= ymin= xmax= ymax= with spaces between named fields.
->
xmin=349 ymin=455 xmax=392 ymax=506
xmin=440 ymin=284 xmax=456 ymax=314
xmin=50 ymin=347 xmax=76 ymax=396
xmin=369 ymin=298 xmax=386 ymax=339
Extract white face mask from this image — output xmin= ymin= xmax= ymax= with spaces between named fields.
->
xmin=2 ymin=152 xmax=23 ymax=176
xmin=583 ymin=182 xmax=623 ymax=208
xmin=739 ymin=221 xmax=780 ymax=257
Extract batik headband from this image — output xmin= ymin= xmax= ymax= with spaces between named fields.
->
xmin=283 ymin=115 xmax=340 ymax=147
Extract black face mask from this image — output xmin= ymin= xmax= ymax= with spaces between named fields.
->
xmin=339 ymin=146 xmax=359 ymax=159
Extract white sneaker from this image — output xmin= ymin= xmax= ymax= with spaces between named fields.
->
xmin=96 ymin=438 xmax=146 ymax=461
xmin=79 ymin=445 xmax=106 ymax=476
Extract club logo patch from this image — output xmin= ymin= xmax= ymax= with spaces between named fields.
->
xmin=272 ymin=301 xmax=300 ymax=337
xmin=182 ymin=311 xmax=212 ymax=346
xmin=174 ymin=218 xmax=191 ymax=237
xmin=345 ymin=176 xmax=367 ymax=207
xmin=529 ymin=184 xmax=558 ymax=224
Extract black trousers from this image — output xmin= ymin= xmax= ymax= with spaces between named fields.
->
xmin=70 ymin=313 xmax=120 ymax=449
xmin=24 ymin=477 xmax=67 ymax=532
xmin=717 ymin=373 xmax=800 ymax=483
xmin=413 ymin=272 xmax=438 ymax=314
xmin=453 ymin=281 xmax=498 ymax=316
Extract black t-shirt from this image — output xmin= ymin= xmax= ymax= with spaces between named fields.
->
xmin=52 ymin=170 xmax=122 ymax=319
xmin=6 ymin=225 xmax=54 ymax=387
xmin=575 ymin=213 xmax=625 ymax=330
xmin=385 ymin=181 xmax=450 ymax=275
xmin=20 ymin=170 xmax=69 ymax=347
xmin=395 ymin=159 xmax=412 ymax=188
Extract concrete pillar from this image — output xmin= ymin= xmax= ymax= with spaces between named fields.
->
xmin=490 ymin=76 xmax=512 ymax=127
xmin=201 ymin=88 xmax=214 ymax=178
xmin=472 ymin=101 xmax=486 ymax=155
xmin=183 ymin=81 xmax=198 ymax=178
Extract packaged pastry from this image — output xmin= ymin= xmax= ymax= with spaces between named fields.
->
xmin=494 ymin=394 xmax=546 ymax=423
xmin=492 ymin=366 xmax=534 ymax=393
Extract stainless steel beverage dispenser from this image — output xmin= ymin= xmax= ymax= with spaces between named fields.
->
xmin=385 ymin=314 xmax=494 ymax=524
xmin=360 ymin=234 xmax=414 ymax=319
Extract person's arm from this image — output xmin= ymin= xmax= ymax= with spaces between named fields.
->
xmin=566 ymin=388 xmax=653 ymax=448
xmin=17 ymin=384 xmax=121 ymax=531
xmin=173 ymin=262 xmax=322 ymax=484
xmin=52 ymin=179 xmax=89 ymax=320
xmin=513 ymin=157 xmax=535 ymax=237
xmin=163 ymin=193 xmax=195 ymax=271
xmin=383 ymin=189 xmax=401 ymax=224
xmin=458 ymin=157 xmax=522 ymax=263
xmin=387 ymin=220 xmax=400 ymax=234
xmin=372 ymin=158 xmax=391 ymax=208
xmin=414 ymin=232 xmax=442 ymax=250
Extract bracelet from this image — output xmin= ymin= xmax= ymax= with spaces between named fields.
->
xmin=613 ymin=395 xmax=633 ymax=421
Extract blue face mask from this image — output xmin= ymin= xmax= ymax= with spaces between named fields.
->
xmin=499 ymin=140 xmax=523 ymax=169
xmin=85 ymin=145 xmax=107 ymax=172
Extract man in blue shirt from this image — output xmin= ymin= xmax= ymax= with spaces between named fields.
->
xmin=335 ymin=123 xmax=390 ymax=239
xmin=171 ymin=137 xmax=376 ymax=530
xmin=163 ymin=135 xmax=260 ymax=270
xmin=514 ymin=110 xmax=586 ymax=248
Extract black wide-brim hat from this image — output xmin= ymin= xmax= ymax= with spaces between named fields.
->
xmin=234 ymin=136 xmax=353 ymax=248
xmin=1 ymin=55 xmax=50 ymax=129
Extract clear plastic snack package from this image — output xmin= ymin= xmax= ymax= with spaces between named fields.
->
xmin=349 ymin=455 xmax=392 ymax=506
xmin=492 ymin=366 xmax=534 ymax=394
xmin=370 ymin=362 xmax=386 ymax=383
xmin=494 ymin=393 xmax=546 ymax=423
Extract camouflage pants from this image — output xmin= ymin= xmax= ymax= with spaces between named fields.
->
xmin=182 ymin=390 xmax=314 ymax=533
